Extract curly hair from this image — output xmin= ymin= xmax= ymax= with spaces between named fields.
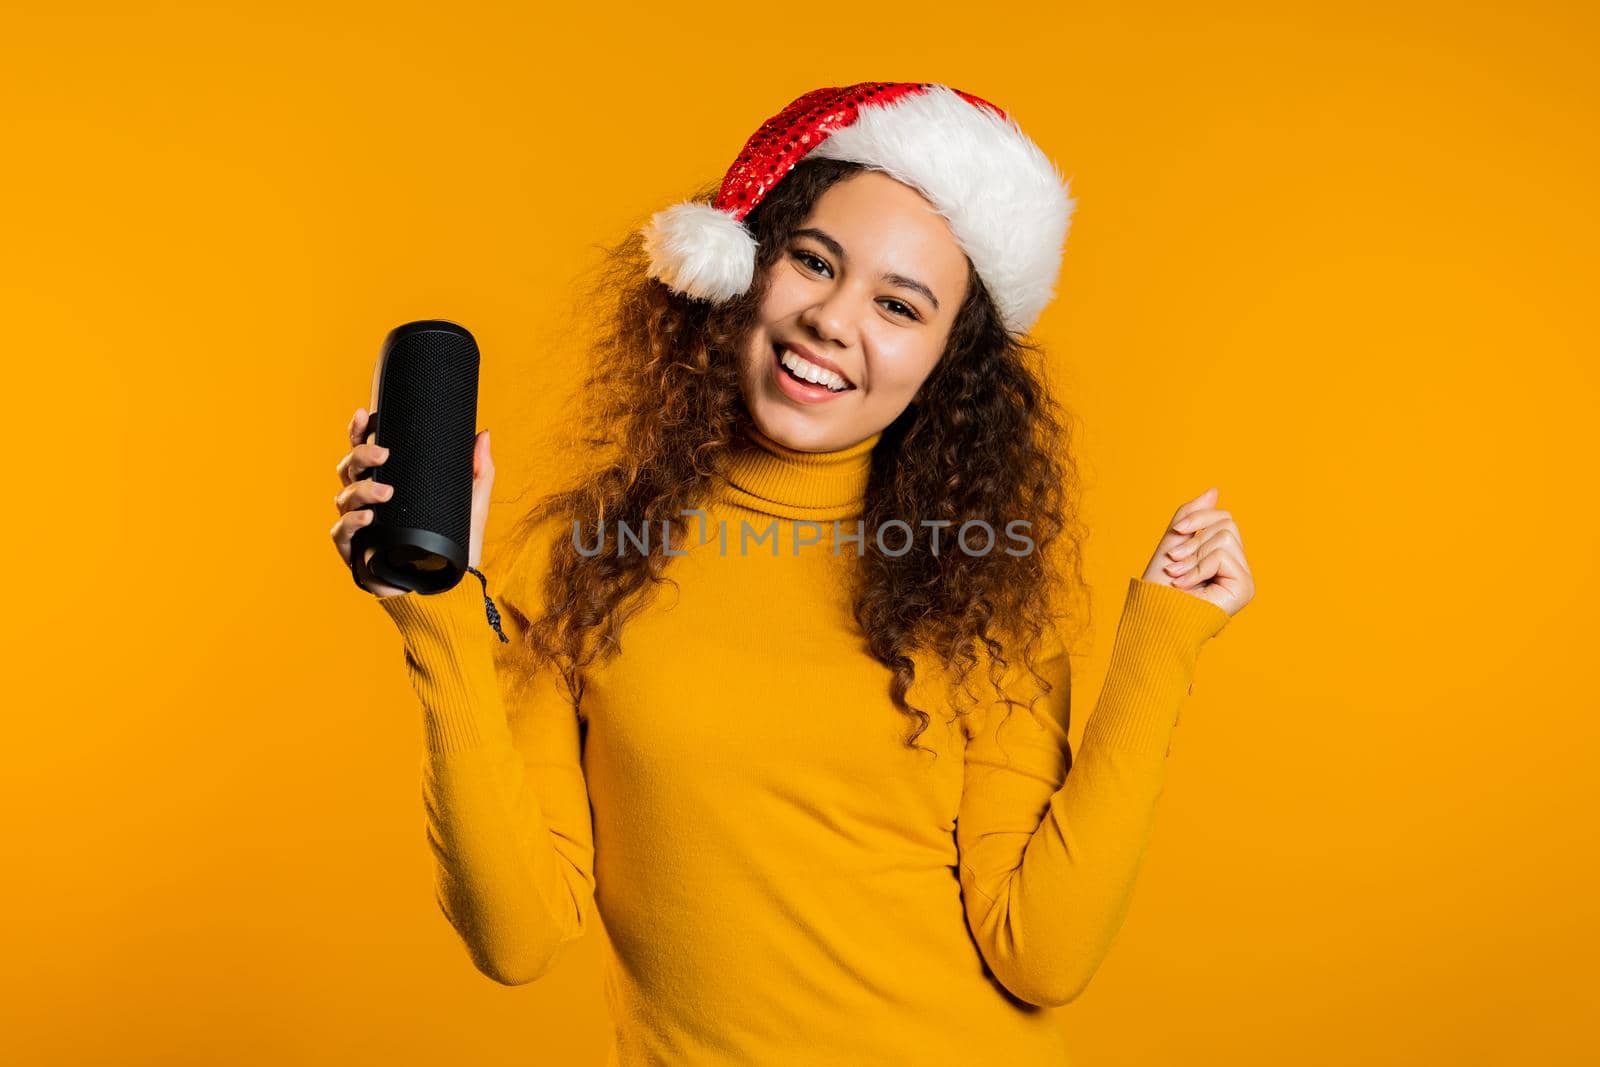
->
xmin=495 ymin=156 xmax=1092 ymax=757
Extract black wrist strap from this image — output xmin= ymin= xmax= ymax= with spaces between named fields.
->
xmin=466 ymin=565 xmax=510 ymax=643
xmin=357 ymin=550 xmax=509 ymax=644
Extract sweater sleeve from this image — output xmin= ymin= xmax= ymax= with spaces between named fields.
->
xmin=956 ymin=577 xmax=1230 ymax=1008
xmin=374 ymin=523 xmax=597 ymax=986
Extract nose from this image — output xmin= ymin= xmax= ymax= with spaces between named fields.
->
xmin=797 ymin=285 xmax=859 ymax=348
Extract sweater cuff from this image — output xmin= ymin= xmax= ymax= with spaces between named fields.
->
xmin=375 ymin=578 xmax=512 ymax=756
xmin=1079 ymin=577 xmax=1230 ymax=757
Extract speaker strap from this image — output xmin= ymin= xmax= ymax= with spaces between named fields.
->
xmin=352 ymin=557 xmax=508 ymax=644
xmin=466 ymin=566 xmax=510 ymax=643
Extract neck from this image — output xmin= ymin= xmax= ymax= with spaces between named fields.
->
xmin=718 ymin=423 xmax=883 ymax=521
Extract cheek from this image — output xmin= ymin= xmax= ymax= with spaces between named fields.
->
xmin=744 ymin=278 xmax=804 ymax=363
xmin=758 ymin=268 xmax=806 ymax=323
xmin=738 ymin=332 xmax=767 ymax=386
xmin=867 ymin=338 xmax=944 ymax=397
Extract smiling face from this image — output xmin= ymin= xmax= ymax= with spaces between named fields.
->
xmin=737 ymin=169 xmax=972 ymax=453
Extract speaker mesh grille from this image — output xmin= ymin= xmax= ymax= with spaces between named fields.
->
xmin=371 ymin=326 xmax=478 ymax=551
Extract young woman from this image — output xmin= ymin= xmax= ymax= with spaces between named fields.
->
xmin=331 ymin=82 xmax=1255 ymax=1065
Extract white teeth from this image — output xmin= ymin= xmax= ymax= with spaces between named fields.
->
xmin=779 ymin=347 xmax=850 ymax=391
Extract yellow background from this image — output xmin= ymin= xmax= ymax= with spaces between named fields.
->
xmin=3 ymin=1 xmax=1595 ymax=1063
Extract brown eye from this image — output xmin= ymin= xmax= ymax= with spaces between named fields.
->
xmin=793 ymin=250 xmax=830 ymax=275
xmin=792 ymin=249 xmax=920 ymax=321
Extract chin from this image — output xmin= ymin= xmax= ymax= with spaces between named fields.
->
xmin=750 ymin=402 xmax=814 ymax=443
xmin=747 ymin=402 xmax=842 ymax=452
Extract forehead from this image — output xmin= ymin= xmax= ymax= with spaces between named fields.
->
xmin=802 ymin=170 xmax=969 ymax=283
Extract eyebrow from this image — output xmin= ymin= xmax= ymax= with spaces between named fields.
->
xmin=792 ymin=227 xmax=942 ymax=313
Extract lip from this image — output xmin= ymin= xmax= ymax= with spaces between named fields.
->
xmin=776 ymin=341 xmax=856 ymax=389
xmin=770 ymin=342 xmax=854 ymax=405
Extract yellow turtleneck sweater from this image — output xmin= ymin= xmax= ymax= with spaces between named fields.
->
xmin=375 ymin=425 xmax=1231 ymax=1066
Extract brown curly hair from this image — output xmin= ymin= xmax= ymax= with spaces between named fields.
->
xmin=495 ymin=156 xmax=1093 ymax=757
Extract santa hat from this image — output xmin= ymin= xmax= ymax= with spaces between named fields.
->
xmin=640 ymin=82 xmax=1076 ymax=337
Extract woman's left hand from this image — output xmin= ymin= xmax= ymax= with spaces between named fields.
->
xmin=1140 ymin=486 xmax=1254 ymax=618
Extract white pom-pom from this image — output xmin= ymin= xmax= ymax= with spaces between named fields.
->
xmin=640 ymin=202 xmax=758 ymax=302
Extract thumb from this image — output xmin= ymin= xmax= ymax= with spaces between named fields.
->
xmin=474 ymin=429 xmax=493 ymax=478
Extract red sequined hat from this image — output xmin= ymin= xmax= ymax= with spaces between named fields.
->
xmin=640 ymin=81 xmax=1076 ymax=337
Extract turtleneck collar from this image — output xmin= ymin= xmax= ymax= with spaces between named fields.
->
xmin=718 ymin=423 xmax=883 ymax=521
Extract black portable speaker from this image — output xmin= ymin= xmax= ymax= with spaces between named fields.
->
xmin=349 ymin=319 xmax=482 ymax=595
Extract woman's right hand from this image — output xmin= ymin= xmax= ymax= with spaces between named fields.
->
xmin=331 ymin=406 xmax=409 ymax=598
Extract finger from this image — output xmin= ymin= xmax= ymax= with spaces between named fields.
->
xmin=1190 ymin=517 xmax=1243 ymax=552
xmin=1170 ymin=486 xmax=1218 ymax=525
xmin=1180 ymin=542 xmax=1249 ymax=603
xmin=349 ymin=407 xmax=369 ymax=448
xmin=1172 ymin=543 xmax=1218 ymax=588
xmin=1164 ymin=529 xmax=1216 ymax=572
xmin=329 ymin=508 xmax=375 ymax=562
xmin=1173 ymin=506 xmax=1231 ymax=535
xmin=473 ymin=429 xmax=494 ymax=480
xmin=1167 ymin=528 xmax=1208 ymax=561
xmin=1164 ymin=526 xmax=1238 ymax=575
xmin=1173 ymin=532 xmax=1244 ymax=589
xmin=334 ymin=442 xmax=391 ymax=487
xmin=333 ymin=478 xmax=394 ymax=514
xmin=1167 ymin=518 xmax=1242 ymax=558
xmin=1165 ymin=528 xmax=1222 ymax=573
xmin=1219 ymin=535 xmax=1254 ymax=581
